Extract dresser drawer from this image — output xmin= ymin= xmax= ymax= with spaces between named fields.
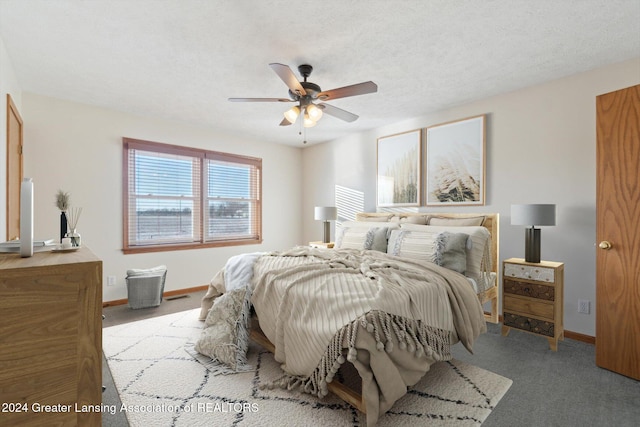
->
xmin=504 ymin=278 xmax=555 ymax=301
xmin=503 ymin=295 xmax=555 ymax=320
xmin=504 ymin=263 xmax=554 ymax=282
xmin=503 ymin=312 xmax=555 ymax=337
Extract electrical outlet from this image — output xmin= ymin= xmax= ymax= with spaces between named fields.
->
xmin=578 ymin=299 xmax=590 ymax=314
xmin=107 ymin=276 xmax=116 ymax=286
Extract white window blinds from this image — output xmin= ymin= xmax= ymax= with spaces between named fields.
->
xmin=123 ymin=138 xmax=262 ymax=253
xmin=205 ymin=154 xmax=261 ymax=242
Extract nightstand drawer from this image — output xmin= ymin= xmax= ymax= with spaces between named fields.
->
xmin=503 ymin=295 xmax=554 ymax=320
xmin=504 ymin=279 xmax=555 ymax=301
xmin=504 ymin=263 xmax=554 ymax=282
xmin=503 ymin=313 xmax=555 ymax=337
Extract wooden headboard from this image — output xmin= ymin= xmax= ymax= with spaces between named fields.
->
xmin=355 ymin=212 xmax=499 ymax=274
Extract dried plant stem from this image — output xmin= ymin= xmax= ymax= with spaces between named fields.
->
xmin=55 ymin=190 xmax=70 ymax=211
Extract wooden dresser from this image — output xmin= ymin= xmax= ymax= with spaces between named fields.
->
xmin=501 ymin=258 xmax=564 ymax=351
xmin=0 ymin=247 xmax=102 ymax=426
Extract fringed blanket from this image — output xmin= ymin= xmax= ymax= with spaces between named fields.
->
xmin=198 ymin=247 xmax=486 ymax=426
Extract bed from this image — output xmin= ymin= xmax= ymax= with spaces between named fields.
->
xmin=196 ymin=212 xmax=499 ymax=426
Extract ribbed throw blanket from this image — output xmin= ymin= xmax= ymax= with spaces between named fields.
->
xmin=249 ymin=247 xmax=486 ymax=425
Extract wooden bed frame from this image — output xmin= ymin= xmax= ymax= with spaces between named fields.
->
xmin=250 ymin=212 xmax=500 ymax=414
xmin=250 ymin=322 xmax=367 ymax=412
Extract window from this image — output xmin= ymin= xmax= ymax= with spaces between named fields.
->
xmin=123 ymin=138 xmax=261 ymax=253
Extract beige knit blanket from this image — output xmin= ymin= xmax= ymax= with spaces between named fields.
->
xmin=199 ymin=247 xmax=487 ymax=425
xmin=251 ymin=247 xmax=486 ymax=377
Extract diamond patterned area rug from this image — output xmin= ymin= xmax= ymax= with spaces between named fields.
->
xmin=103 ymin=309 xmax=512 ymax=426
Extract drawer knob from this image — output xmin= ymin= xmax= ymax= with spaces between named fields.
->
xmin=599 ymin=241 xmax=612 ymax=250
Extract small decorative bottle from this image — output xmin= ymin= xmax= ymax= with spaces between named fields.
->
xmin=66 ymin=229 xmax=82 ymax=247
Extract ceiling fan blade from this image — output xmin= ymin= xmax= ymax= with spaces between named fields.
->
xmin=279 ymin=118 xmax=293 ymax=126
xmin=229 ymin=97 xmax=293 ymax=102
xmin=269 ymin=63 xmax=307 ymax=96
xmin=318 ymin=81 xmax=377 ymax=101
xmin=318 ymin=103 xmax=359 ymax=122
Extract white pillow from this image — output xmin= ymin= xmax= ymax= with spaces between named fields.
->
xmin=339 ymin=221 xmax=399 ymax=230
xmin=400 ymin=224 xmax=492 ymax=288
xmin=427 ymin=216 xmax=486 ymax=226
xmin=389 ymin=214 xmax=429 ymax=225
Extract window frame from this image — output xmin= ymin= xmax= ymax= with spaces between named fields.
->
xmin=122 ymin=138 xmax=262 ymax=254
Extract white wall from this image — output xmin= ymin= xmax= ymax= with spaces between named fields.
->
xmin=4 ymin=24 xmax=639 ymax=334
xmin=0 ymin=34 xmax=22 ymax=242
xmin=22 ymin=93 xmax=303 ymax=302
xmin=302 ymin=58 xmax=640 ymax=337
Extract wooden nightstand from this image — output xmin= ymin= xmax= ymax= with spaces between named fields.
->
xmin=309 ymin=241 xmax=334 ymax=249
xmin=501 ymin=258 xmax=564 ymax=351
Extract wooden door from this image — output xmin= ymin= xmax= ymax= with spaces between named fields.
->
xmin=595 ymin=84 xmax=640 ymax=380
xmin=6 ymin=94 xmax=23 ymax=241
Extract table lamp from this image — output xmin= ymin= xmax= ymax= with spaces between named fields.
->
xmin=314 ymin=206 xmax=337 ymax=243
xmin=511 ymin=204 xmax=556 ymax=263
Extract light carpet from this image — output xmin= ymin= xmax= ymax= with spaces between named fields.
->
xmin=103 ymin=309 xmax=512 ymax=426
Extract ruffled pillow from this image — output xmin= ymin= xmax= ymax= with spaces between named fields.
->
xmin=194 ymin=288 xmax=252 ymax=373
xmin=433 ymin=231 xmax=469 ymax=274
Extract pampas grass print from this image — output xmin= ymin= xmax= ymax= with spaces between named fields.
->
xmin=429 ymin=143 xmax=480 ymax=203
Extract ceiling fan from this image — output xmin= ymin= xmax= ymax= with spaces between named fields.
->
xmin=229 ymin=63 xmax=378 ymax=129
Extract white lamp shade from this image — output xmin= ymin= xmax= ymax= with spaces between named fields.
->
xmin=306 ymin=104 xmax=323 ymax=121
xmin=511 ymin=204 xmax=556 ymax=226
xmin=314 ymin=206 xmax=337 ymax=221
xmin=303 ymin=113 xmax=317 ymax=128
xmin=284 ymin=106 xmax=300 ymax=123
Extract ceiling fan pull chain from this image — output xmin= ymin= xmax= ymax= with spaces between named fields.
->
xmin=299 ymin=110 xmax=307 ymax=144
xmin=299 ymin=109 xmax=303 ymax=135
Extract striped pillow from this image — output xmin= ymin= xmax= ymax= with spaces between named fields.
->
xmin=400 ymin=224 xmax=492 ymax=289
xmin=387 ymin=228 xmax=441 ymax=261
xmin=335 ymin=226 xmax=389 ymax=252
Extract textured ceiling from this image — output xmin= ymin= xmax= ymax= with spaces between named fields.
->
xmin=1 ymin=0 xmax=639 ymax=146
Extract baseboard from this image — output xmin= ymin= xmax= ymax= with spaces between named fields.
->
xmin=485 ymin=312 xmax=596 ymax=345
xmin=564 ymin=330 xmax=596 ymax=345
xmin=102 ymin=284 xmax=209 ymax=308
xmin=103 ymin=298 xmax=128 ymax=308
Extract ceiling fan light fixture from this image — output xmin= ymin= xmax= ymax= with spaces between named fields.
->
xmin=230 ymin=63 xmax=378 ymax=136
xmin=303 ymin=113 xmax=317 ymax=128
xmin=284 ymin=105 xmax=300 ymax=123
xmin=306 ymin=103 xmax=323 ymax=121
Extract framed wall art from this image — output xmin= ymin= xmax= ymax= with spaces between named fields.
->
xmin=425 ymin=115 xmax=486 ymax=206
xmin=376 ymin=129 xmax=422 ymax=207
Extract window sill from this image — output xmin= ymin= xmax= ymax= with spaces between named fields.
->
xmin=122 ymin=238 xmax=262 ymax=254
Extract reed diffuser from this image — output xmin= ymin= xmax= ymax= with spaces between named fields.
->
xmin=65 ymin=207 xmax=83 ymax=247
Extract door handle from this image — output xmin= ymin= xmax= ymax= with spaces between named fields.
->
xmin=599 ymin=241 xmax=612 ymax=250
